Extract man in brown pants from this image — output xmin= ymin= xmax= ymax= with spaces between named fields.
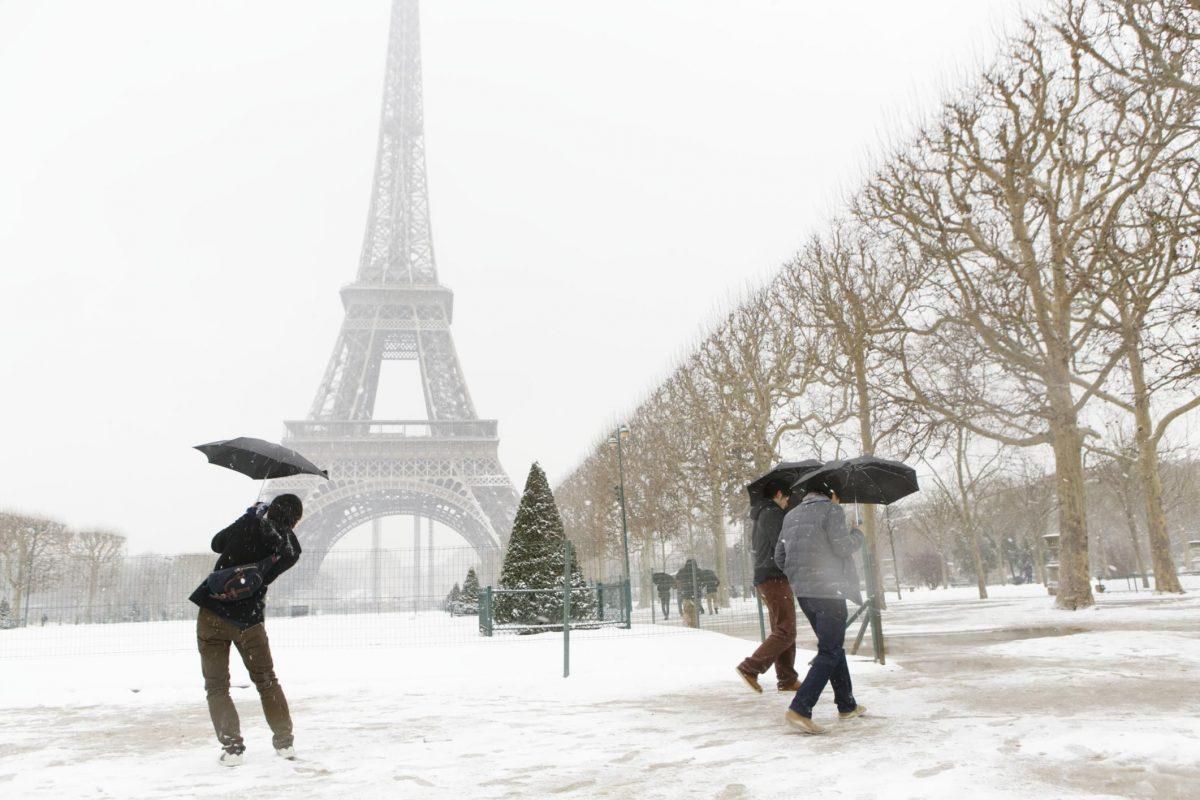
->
xmin=736 ymin=479 xmax=799 ymax=693
xmin=189 ymin=495 xmax=303 ymax=766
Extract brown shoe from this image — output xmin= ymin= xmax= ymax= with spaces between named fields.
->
xmin=785 ymin=710 xmax=826 ymax=734
xmin=777 ymin=681 xmax=801 ymax=692
xmin=838 ymin=705 xmax=866 ymax=720
xmin=736 ymin=667 xmax=763 ymax=694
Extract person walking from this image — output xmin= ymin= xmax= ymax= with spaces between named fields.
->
xmin=652 ymin=571 xmax=674 ymax=619
xmin=675 ymin=558 xmax=702 ymax=627
xmin=735 ymin=478 xmax=800 ymax=693
xmin=699 ymin=568 xmax=720 ymax=615
xmin=189 ymin=494 xmax=304 ymax=766
xmin=774 ymin=482 xmax=866 ymax=734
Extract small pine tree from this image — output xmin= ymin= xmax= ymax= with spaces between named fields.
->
xmin=460 ymin=567 xmax=480 ymax=614
xmin=0 ymin=598 xmax=11 ymax=630
xmin=444 ymin=582 xmax=462 ymax=614
xmin=495 ymin=462 xmax=595 ymax=627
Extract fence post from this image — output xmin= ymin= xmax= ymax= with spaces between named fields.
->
xmin=862 ymin=547 xmax=886 ymax=665
xmin=479 ymin=586 xmax=493 ymax=637
xmin=755 ymin=588 xmax=766 ymax=642
xmin=596 ymin=581 xmax=605 ymax=622
xmin=692 ymin=564 xmax=701 ymax=630
xmin=563 ymin=540 xmax=572 ymax=678
xmin=649 ymin=571 xmax=656 ymax=624
xmin=623 ymin=578 xmax=632 ymax=629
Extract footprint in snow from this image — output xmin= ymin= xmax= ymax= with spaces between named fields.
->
xmin=913 ymin=762 xmax=954 ymax=778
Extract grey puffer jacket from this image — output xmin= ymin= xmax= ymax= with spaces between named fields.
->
xmin=774 ymin=496 xmax=864 ymax=602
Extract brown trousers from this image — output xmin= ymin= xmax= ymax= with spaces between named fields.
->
xmin=738 ymin=577 xmax=798 ymax=688
xmin=196 ymin=608 xmax=293 ymax=752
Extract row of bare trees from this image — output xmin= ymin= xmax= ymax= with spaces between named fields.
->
xmin=0 ymin=510 xmax=135 ymax=628
xmin=557 ymin=0 xmax=1200 ymax=610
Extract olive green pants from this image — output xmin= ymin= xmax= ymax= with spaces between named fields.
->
xmin=196 ymin=608 xmax=293 ymax=753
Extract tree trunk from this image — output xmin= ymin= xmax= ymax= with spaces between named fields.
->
xmin=11 ymin=567 xmax=24 ymax=628
xmin=968 ymin=523 xmax=988 ymax=599
xmin=637 ymin=539 xmax=652 ymax=608
xmin=1033 ymin=531 xmax=1046 ymax=585
xmin=1049 ymin=423 xmax=1094 ymax=609
xmin=1118 ymin=486 xmax=1150 ymax=589
xmin=854 ymin=365 xmax=886 ymax=610
xmin=86 ymin=564 xmax=99 ymax=624
xmin=1126 ymin=340 xmax=1185 ymax=593
xmin=951 ymin=429 xmax=987 ymax=599
xmin=710 ymin=499 xmax=730 ymax=607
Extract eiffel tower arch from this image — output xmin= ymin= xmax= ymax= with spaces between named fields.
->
xmin=268 ymin=0 xmax=517 ymax=589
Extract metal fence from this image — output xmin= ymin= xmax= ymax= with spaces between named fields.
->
xmin=0 ymin=541 xmax=885 ymax=661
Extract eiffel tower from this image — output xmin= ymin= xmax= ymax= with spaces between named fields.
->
xmin=269 ymin=0 xmax=517 ymax=591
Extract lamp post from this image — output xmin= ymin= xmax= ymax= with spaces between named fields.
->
xmin=884 ymin=507 xmax=904 ymax=600
xmin=608 ymin=425 xmax=632 ymax=620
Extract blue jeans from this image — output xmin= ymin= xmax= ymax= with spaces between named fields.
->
xmin=790 ymin=597 xmax=856 ymax=716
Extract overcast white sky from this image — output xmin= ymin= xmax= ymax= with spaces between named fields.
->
xmin=0 ymin=0 xmax=1030 ymax=553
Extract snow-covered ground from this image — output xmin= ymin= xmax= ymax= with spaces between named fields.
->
xmin=2 ymin=578 xmax=1198 ymax=799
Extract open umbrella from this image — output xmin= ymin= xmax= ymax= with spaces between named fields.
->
xmin=194 ymin=437 xmax=328 ymax=481
xmin=792 ymin=455 xmax=918 ymax=506
xmin=745 ymin=459 xmax=822 ymax=506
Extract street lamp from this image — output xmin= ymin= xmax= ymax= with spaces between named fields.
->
xmin=883 ymin=507 xmax=905 ymax=599
xmin=608 ymin=424 xmax=632 ymax=621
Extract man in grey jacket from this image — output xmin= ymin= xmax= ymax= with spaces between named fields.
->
xmin=774 ymin=483 xmax=866 ymax=734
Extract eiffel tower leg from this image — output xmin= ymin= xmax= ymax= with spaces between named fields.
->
xmin=372 ymin=517 xmax=383 ymax=612
xmin=412 ymin=515 xmax=421 ymax=612
xmin=426 ymin=517 xmax=434 ymax=606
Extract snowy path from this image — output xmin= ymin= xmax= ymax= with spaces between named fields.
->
xmin=2 ymin=582 xmax=1199 ymax=799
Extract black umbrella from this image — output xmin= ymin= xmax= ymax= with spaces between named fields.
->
xmin=194 ymin=437 xmax=329 ymax=481
xmin=746 ymin=459 xmax=823 ymax=505
xmin=792 ymin=455 xmax=918 ymax=506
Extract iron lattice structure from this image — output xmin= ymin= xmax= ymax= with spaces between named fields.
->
xmin=269 ymin=0 xmax=517 ymax=586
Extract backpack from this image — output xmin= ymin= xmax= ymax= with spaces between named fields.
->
xmin=205 ymin=554 xmax=281 ymax=602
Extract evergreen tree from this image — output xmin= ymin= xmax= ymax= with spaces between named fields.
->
xmin=0 ymin=598 xmax=11 ymax=629
xmin=444 ymin=582 xmax=462 ymax=614
xmin=495 ymin=462 xmax=595 ymax=627
xmin=460 ymin=567 xmax=480 ymax=614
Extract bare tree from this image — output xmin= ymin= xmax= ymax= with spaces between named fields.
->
xmin=861 ymin=12 xmax=1188 ymax=608
xmin=772 ymin=223 xmax=936 ymax=608
xmin=1057 ymin=0 xmax=1200 ymax=101
xmin=71 ymin=529 xmax=126 ymax=624
xmin=0 ymin=511 xmax=69 ymax=625
xmin=907 ymin=493 xmax=961 ymax=588
xmin=922 ymin=429 xmax=1010 ymax=599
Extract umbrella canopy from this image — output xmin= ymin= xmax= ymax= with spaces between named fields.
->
xmin=194 ymin=437 xmax=328 ymax=481
xmin=746 ymin=459 xmax=823 ymax=505
xmin=792 ymin=455 xmax=918 ymax=505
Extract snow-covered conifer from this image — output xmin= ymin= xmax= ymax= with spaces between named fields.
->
xmin=494 ymin=462 xmax=594 ymax=626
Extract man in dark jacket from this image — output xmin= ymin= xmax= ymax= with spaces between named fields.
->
xmin=189 ymin=494 xmax=303 ymax=766
xmin=774 ymin=483 xmax=865 ymax=734
xmin=651 ymin=572 xmax=674 ymax=619
xmin=674 ymin=558 xmax=701 ymax=627
xmin=698 ymin=568 xmax=720 ymax=614
xmin=735 ymin=478 xmax=799 ymax=693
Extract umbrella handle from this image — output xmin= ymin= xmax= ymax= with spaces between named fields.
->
xmin=255 ymin=462 xmax=277 ymax=503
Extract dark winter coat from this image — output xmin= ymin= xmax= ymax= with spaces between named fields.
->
xmin=750 ymin=502 xmax=788 ymax=585
xmin=652 ymin=571 xmax=674 ymax=598
xmin=774 ymin=496 xmax=864 ymax=603
xmin=189 ymin=509 xmax=302 ymax=629
xmin=675 ymin=560 xmax=702 ymax=599
xmin=698 ymin=569 xmax=719 ymax=594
